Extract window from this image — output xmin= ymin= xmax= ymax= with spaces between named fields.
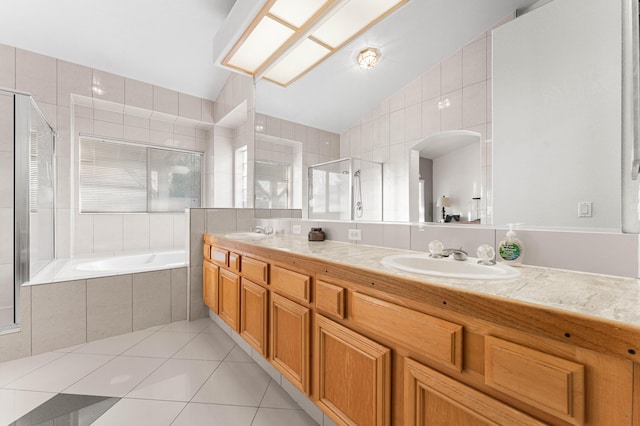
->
xmin=235 ymin=146 xmax=248 ymax=208
xmin=79 ymin=137 xmax=202 ymax=213
xmin=255 ymin=161 xmax=289 ymax=209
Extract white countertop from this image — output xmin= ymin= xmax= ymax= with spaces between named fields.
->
xmin=213 ymin=234 xmax=640 ymax=328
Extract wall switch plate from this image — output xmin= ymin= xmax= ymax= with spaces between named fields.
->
xmin=578 ymin=201 xmax=592 ymax=218
xmin=348 ymin=229 xmax=362 ymax=241
xmin=292 ymin=225 xmax=301 ymax=234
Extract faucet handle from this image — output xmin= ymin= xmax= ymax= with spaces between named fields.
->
xmin=428 ymin=240 xmax=444 ymax=258
xmin=476 ymin=244 xmax=496 ymax=265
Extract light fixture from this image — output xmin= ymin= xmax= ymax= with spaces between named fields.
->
xmin=436 ymin=196 xmax=451 ymax=222
xmin=219 ymin=0 xmax=408 ymax=87
xmin=357 ymin=47 xmax=380 ymax=70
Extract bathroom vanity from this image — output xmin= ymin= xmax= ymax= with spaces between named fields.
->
xmin=203 ymin=233 xmax=640 ymax=426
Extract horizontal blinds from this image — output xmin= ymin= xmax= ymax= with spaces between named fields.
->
xmin=79 ymin=137 xmax=202 ymax=213
xmin=80 ymin=139 xmax=147 ymax=213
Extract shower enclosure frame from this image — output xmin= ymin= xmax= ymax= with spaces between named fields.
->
xmin=9 ymin=90 xmax=56 ymax=327
xmin=307 ymin=157 xmax=383 ymax=221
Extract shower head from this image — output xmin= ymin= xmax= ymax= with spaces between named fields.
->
xmin=354 ymin=169 xmax=361 ymax=177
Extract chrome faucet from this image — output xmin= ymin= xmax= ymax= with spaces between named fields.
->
xmin=250 ymin=225 xmax=274 ymax=235
xmin=441 ymin=248 xmax=468 ymax=261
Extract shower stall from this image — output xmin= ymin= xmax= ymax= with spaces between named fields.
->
xmin=308 ymin=157 xmax=382 ymax=221
xmin=0 ymin=89 xmax=55 ymax=330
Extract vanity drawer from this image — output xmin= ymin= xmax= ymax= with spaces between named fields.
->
xmin=211 ymin=247 xmax=229 ymax=267
xmin=315 ymin=280 xmax=345 ymax=319
xmin=203 ymin=243 xmax=211 ymax=261
xmin=350 ymin=292 xmax=463 ymax=372
xmin=484 ymin=336 xmax=585 ymax=426
xmin=229 ymin=252 xmax=240 ymax=272
xmin=271 ymin=266 xmax=311 ymax=303
xmin=241 ymin=256 xmax=269 ymax=286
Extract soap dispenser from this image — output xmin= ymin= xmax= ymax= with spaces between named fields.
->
xmin=498 ymin=224 xmax=523 ymax=266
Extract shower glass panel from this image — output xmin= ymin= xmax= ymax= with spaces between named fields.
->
xmin=29 ymin=99 xmax=56 ymax=278
xmin=308 ymin=157 xmax=382 ymax=221
xmin=1 ymin=90 xmax=55 ymax=330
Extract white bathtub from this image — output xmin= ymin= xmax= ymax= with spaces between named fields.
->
xmin=27 ymin=250 xmax=187 ymax=284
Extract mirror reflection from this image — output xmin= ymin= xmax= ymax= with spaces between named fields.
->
xmin=251 ymin=0 xmax=636 ymax=232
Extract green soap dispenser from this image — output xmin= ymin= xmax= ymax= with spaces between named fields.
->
xmin=498 ymin=224 xmax=523 ymax=266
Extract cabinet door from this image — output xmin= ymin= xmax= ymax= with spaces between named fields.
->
xmin=203 ymin=260 xmax=219 ymax=313
xmin=315 ymin=315 xmax=391 ymax=426
xmin=219 ymin=268 xmax=241 ymax=332
xmin=241 ymin=279 xmax=268 ymax=357
xmin=270 ymin=292 xmax=310 ymax=394
xmin=404 ymin=358 xmax=545 ymax=426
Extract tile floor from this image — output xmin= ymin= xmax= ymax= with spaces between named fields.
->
xmin=0 ymin=318 xmax=319 ymax=425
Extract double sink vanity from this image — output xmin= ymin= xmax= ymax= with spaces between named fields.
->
xmin=202 ymin=232 xmax=640 ymax=425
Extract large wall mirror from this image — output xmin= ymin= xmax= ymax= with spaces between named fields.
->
xmin=250 ymin=0 xmax=639 ymax=233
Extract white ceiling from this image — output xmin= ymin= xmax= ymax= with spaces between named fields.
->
xmin=0 ymin=0 xmax=539 ymax=133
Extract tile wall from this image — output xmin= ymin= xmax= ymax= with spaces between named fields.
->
xmin=0 ymin=42 xmax=218 ymax=259
xmin=253 ymin=218 xmax=639 ymax=278
xmin=255 ymin=113 xmax=340 ymax=216
xmin=341 ymin=20 xmax=503 ymax=222
xmin=0 ymin=267 xmax=187 ymax=362
xmin=0 ymin=92 xmax=14 ymax=322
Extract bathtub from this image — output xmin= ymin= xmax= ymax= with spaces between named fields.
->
xmin=27 ymin=250 xmax=187 ymax=284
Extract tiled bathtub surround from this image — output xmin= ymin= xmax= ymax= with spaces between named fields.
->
xmin=0 ymin=267 xmax=187 ymax=363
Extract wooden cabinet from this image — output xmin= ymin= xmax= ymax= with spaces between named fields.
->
xmin=315 ymin=314 xmax=391 ymax=426
xmin=203 ymin=260 xmax=218 ymax=313
xmin=218 ymin=268 xmax=241 ymax=332
xmin=484 ymin=336 xmax=585 ymax=426
xmin=203 ymin=239 xmax=638 ymax=426
xmin=241 ymin=278 xmax=268 ymax=357
xmin=270 ymin=292 xmax=310 ymax=394
xmin=241 ymin=256 xmax=269 ymax=286
xmin=404 ymin=358 xmax=545 ymax=426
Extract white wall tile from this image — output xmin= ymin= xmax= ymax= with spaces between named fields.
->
xmin=123 ymin=215 xmax=150 ymax=251
xmin=55 ymin=208 xmax=71 ymax=259
xmin=462 ymin=37 xmax=487 ymax=86
xmin=92 ymin=70 xmax=125 ymax=104
xmin=93 ymin=120 xmax=123 ymax=139
xmin=422 ymin=65 xmax=440 ymax=102
xmin=389 ymin=109 xmax=405 ymax=145
xmin=94 ymin=108 xmax=123 ymax=124
xmin=179 ymin=93 xmax=202 ymax=120
xmin=57 ymin=60 xmax=92 ymax=107
xmin=150 ymin=215 xmax=174 ymax=250
xmin=440 ymin=90 xmax=462 ymax=131
xmin=153 ymin=86 xmax=179 ymax=116
xmin=173 ymin=214 xmax=187 ymax=250
xmin=0 ymin=94 xmax=14 ymax=152
xmin=441 ymin=51 xmax=463 ymax=94
xmin=93 ymin=214 xmax=123 ymax=253
xmin=462 ymin=81 xmax=487 ymax=128
xmin=15 ymin=49 xmax=57 ymax=104
xmin=73 ymin=213 xmax=94 ymax=255
xmin=404 ymin=76 xmax=422 ymax=107
xmin=405 ymin=103 xmax=422 ymax=142
xmin=0 ymin=152 xmax=12 ymax=208
xmin=0 ymin=44 xmax=15 ymax=89
xmin=123 ymin=125 xmax=150 ymax=143
xmin=124 ymin=78 xmax=153 ymax=110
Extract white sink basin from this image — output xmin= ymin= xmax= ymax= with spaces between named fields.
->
xmin=224 ymin=232 xmax=269 ymax=241
xmin=380 ymin=254 xmax=520 ymax=280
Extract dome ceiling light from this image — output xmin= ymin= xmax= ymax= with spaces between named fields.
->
xmin=220 ymin=0 xmax=408 ymax=87
xmin=357 ymin=47 xmax=380 ymax=69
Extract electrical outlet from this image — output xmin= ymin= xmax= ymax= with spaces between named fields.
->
xmin=348 ymin=229 xmax=362 ymax=241
xmin=292 ymin=225 xmax=301 ymax=234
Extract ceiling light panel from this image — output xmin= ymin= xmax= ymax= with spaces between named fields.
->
xmin=312 ymin=0 xmax=407 ymax=49
xmin=226 ymin=16 xmax=295 ymax=73
xmin=264 ymin=38 xmax=331 ymax=85
xmin=269 ymin=0 xmax=329 ymax=28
